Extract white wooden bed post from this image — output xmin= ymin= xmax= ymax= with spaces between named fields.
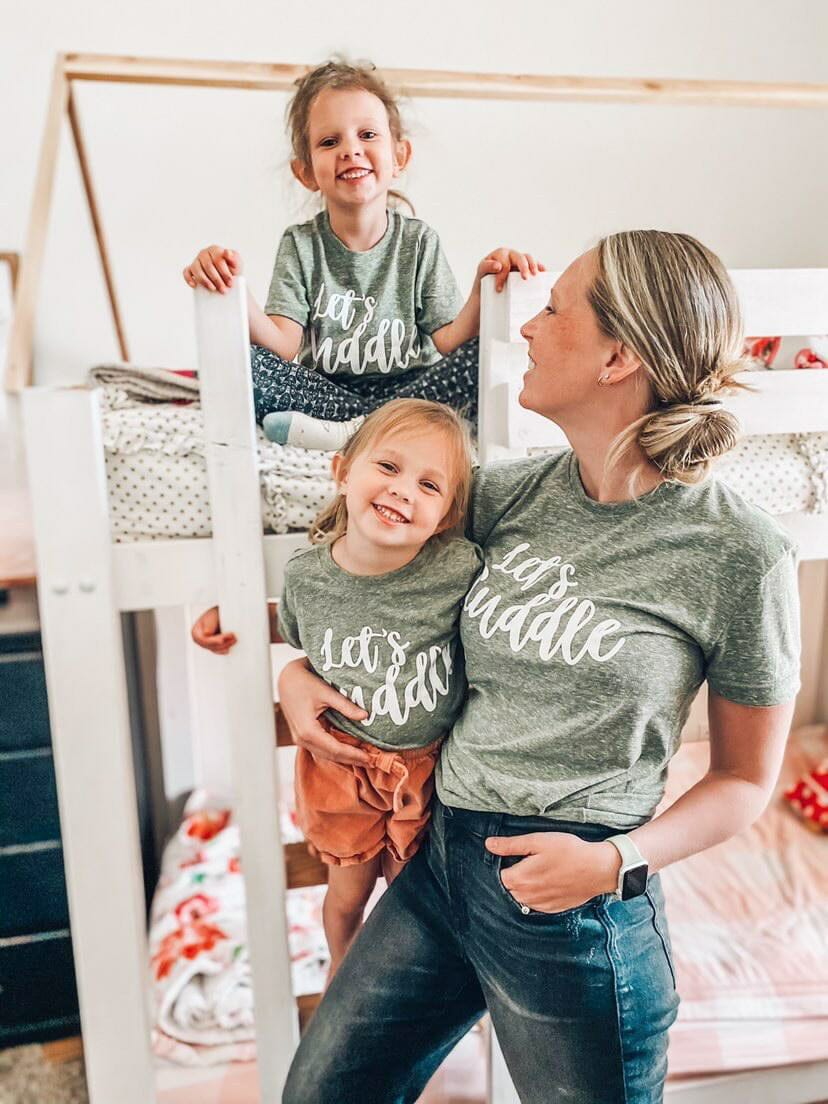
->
xmin=193 ymin=278 xmax=298 ymax=1098
xmin=21 ymin=388 xmax=156 ymax=1103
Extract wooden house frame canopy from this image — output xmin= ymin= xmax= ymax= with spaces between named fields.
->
xmin=6 ymin=50 xmax=828 ymax=392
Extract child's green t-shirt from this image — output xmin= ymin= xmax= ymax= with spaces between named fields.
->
xmin=278 ymin=537 xmax=483 ymax=749
xmin=265 ymin=210 xmax=463 ymax=378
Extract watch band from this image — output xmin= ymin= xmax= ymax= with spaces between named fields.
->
xmin=606 ymin=834 xmax=649 ymax=901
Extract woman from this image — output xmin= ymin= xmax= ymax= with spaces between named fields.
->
xmin=279 ymin=231 xmax=801 ymax=1104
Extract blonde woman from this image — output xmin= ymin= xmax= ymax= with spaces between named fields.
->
xmin=278 ymin=231 xmax=801 ymax=1104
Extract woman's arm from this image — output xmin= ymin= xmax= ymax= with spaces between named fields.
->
xmin=488 ymin=691 xmax=794 ymax=913
xmin=278 ymin=658 xmax=372 ymax=766
xmin=432 ymin=248 xmax=544 ymax=355
xmin=628 ymin=692 xmax=793 ymax=872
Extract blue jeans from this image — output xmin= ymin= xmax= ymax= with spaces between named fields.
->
xmin=283 ymin=800 xmax=680 ymax=1104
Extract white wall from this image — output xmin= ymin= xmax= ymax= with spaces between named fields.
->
xmin=3 ymin=0 xmax=828 ymax=387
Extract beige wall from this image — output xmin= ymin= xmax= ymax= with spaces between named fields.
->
xmin=2 ymin=0 xmax=828 ymax=385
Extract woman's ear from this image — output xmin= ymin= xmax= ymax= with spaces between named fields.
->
xmin=291 ymin=158 xmax=319 ymax=193
xmin=602 ymin=343 xmax=643 ymax=386
xmin=392 ymin=138 xmax=412 ymax=178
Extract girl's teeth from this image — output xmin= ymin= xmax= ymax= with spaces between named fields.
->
xmin=375 ymin=504 xmax=406 ymax=523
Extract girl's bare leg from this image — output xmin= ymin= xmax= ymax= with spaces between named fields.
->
xmin=381 ymin=852 xmax=407 ymax=886
xmin=324 ymin=856 xmax=382 ymax=982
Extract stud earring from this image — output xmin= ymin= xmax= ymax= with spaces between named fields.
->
xmin=598 ymin=374 xmax=610 ymax=386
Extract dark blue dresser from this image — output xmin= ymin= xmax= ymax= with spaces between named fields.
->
xmin=0 ymin=618 xmax=80 ymax=1046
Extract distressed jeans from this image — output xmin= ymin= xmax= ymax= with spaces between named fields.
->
xmin=283 ymin=799 xmax=680 ymax=1104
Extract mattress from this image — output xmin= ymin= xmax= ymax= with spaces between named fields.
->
xmin=101 ymin=390 xmax=828 ymax=542
xmin=99 ymin=387 xmax=335 ymax=541
xmin=661 ymin=726 xmax=828 ymax=1078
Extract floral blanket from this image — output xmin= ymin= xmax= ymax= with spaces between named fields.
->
xmin=149 ymin=792 xmax=328 ymax=1067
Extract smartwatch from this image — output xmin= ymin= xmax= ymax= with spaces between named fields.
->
xmin=606 ymin=834 xmax=649 ymax=901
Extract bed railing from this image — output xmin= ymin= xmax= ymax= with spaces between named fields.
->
xmin=480 ymin=269 xmax=828 ymax=464
xmin=22 ymin=279 xmax=296 ymax=1103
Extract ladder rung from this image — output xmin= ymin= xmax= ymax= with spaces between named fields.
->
xmin=275 ymin=703 xmax=292 ymax=747
xmin=284 ymin=841 xmax=328 ymax=889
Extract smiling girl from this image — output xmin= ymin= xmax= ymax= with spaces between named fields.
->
xmin=183 ymin=60 xmax=540 ymax=450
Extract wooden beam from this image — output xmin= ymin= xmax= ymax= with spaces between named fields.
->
xmin=60 ymin=53 xmax=828 ymax=108
xmin=66 ymin=86 xmax=129 ymax=361
xmin=0 ymin=252 xmax=19 ymax=291
xmin=285 ymin=841 xmax=328 ymax=889
xmin=4 ymin=56 xmax=68 ymax=393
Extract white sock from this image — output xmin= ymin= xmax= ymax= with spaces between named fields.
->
xmin=262 ymin=411 xmax=365 ymax=451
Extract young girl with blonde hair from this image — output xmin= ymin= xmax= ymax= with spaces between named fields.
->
xmin=193 ymin=398 xmax=481 ymax=978
xmin=183 ymin=59 xmax=541 ymax=450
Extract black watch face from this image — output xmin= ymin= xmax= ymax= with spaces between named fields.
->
xmin=621 ymin=864 xmax=648 ymax=901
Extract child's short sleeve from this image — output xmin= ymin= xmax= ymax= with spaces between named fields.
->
xmin=265 ymin=231 xmax=310 ymax=326
xmin=415 ymin=228 xmax=463 ymax=336
xmin=276 ymin=571 xmax=303 ymax=651
xmin=705 ymin=549 xmax=801 ymax=707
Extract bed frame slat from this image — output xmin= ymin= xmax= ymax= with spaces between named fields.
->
xmin=21 ymin=388 xmax=156 ymax=1104
xmin=194 ymin=279 xmax=297 ymax=1099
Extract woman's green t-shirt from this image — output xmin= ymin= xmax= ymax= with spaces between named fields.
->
xmin=436 ymin=451 xmax=801 ymax=829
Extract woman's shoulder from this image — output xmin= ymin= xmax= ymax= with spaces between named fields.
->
xmin=681 ymin=475 xmax=798 ymax=576
xmin=473 ymin=451 xmax=568 ymax=501
xmin=469 ymin=452 xmax=568 ymax=545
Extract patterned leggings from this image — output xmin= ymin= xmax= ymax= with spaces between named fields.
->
xmin=250 ymin=338 xmax=479 ymax=426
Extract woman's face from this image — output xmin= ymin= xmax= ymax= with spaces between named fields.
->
xmin=519 ymin=249 xmax=616 ymax=421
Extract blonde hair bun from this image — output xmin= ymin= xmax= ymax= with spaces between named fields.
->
xmin=591 ymin=231 xmax=749 ymax=487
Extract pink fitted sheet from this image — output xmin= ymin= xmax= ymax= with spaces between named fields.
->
xmin=662 ymin=726 xmax=828 ymax=1077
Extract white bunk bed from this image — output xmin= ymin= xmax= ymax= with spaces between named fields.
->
xmin=21 ymin=269 xmax=828 ymax=1104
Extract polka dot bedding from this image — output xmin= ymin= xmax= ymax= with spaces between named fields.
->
xmin=100 ymin=387 xmax=335 ymax=542
xmin=99 ymin=385 xmax=828 ymax=542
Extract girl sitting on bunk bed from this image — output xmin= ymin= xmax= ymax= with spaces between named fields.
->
xmin=191 ymin=398 xmax=482 ymax=978
xmin=182 ymin=58 xmax=541 ymax=451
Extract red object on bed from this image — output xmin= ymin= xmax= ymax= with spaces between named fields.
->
xmin=784 ymin=759 xmax=828 ymax=832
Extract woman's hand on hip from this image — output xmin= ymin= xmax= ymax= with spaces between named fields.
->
xmin=485 ymin=832 xmax=621 ymax=913
xmin=477 ymin=248 xmax=545 ymax=293
xmin=277 ymin=658 xmax=371 ymax=765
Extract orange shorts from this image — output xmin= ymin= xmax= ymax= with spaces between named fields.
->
xmin=294 ymin=729 xmax=442 ymax=867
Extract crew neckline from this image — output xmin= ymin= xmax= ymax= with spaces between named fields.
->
xmin=319 ymin=536 xmax=435 ymax=582
xmin=320 ymin=208 xmax=395 ymax=256
xmin=566 ymin=451 xmax=678 ymax=516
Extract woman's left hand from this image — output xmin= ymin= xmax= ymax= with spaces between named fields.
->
xmin=485 ymin=832 xmax=621 ymax=913
xmin=477 ymin=248 xmax=545 ymax=293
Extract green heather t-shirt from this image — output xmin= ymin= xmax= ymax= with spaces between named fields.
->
xmin=264 ymin=209 xmax=462 ymax=379
xmin=278 ymin=537 xmax=483 ymax=750
xmin=436 ymin=451 xmax=801 ymax=829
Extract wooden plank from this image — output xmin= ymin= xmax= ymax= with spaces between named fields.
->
xmin=21 ymin=386 xmax=155 ymax=1104
xmin=4 ymin=56 xmax=68 ymax=393
xmin=284 ymin=841 xmax=327 ymax=889
xmin=66 ymin=87 xmax=129 ymax=361
xmin=296 ymin=992 xmax=321 ymax=1033
xmin=195 ymin=278 xmax=297 ymax=1099
xmin=110 ymin=531 xmax=308 ymax=611
xmin=61 ymin=53 xmax=828 ymax=108
xmin=275 ymin=703 xmax=293 ymax=747
xmin=42 ymin=1036 xmax=84 ymax=1064
xmin=500 ymin=368 xmax=828 ymax=450
xmin=503 ymin=269 xmax=828 ymax=343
